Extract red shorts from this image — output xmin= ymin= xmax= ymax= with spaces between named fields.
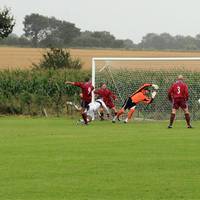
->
xmin=105 ymin=101 xmax=115 ymax=109
xmin=172 ymin=98 xmax=187 ymax=110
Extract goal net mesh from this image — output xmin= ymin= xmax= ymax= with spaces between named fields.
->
xmin=94 ymin=59 xmax=200 ymax=121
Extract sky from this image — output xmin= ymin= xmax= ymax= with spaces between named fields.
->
xmin=1 ymin=0 xmax=200 ymax=43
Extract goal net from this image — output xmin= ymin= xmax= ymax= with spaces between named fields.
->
xmin=92 ymin=57 xmax=200 ymax=121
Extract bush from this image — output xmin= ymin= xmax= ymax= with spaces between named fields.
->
xmin=34 ymin=48 xmax=82 ymax=70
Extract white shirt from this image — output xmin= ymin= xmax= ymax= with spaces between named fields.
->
xmin=86 ymin=99 xmax=109 ymax=119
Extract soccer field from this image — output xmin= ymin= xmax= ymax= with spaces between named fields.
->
xmin=0 ymin=117 xmax=199 ymax=200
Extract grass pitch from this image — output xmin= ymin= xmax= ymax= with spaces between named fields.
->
xmin=0 ymin=117 xmax=199 ymax=200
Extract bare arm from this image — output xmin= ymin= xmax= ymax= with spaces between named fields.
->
xmin=65 ymin=81 xmax=75 ymax=85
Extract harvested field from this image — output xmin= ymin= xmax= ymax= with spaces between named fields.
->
xmin=1 ymin=47 xmax=200 ymax=70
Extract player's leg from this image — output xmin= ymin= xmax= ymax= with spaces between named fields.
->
xmin=124 ymin=106 xmax=136 ymax=123
xmin=112 ymin=97 xmax=131 ymax=123
xmin=182 ymin=103 xmax=192 ymax=128
xmin=112 ymin=108 xmax=124 ymax=123
xmin=111 ymin=106 xmax=118 ymax=116
xmin=98 ymin=107 xmax=104 ymax=120
xmin=112 ymin=99 xmax=129 ymax=122
xmin=168 ymin=108 xmax=176 ymax=128
xmin=183 ymin=108 xmax=192 ymax=128
xmin=87 ymin=109 xmax=94 ymax=123
xmin=80 ymin=101 xmax=89 ymax=125
xmin=168 ymin=99 xmax=180 ymax=128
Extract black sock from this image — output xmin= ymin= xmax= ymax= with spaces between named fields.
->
xmin=169 ymin=113 xmax=175 ymax=126
xmin=185 ymin=113 xmax=191 ymax=126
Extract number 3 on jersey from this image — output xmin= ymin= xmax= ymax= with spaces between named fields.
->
xmin=177 ymin=86 xmax=181 ymax=94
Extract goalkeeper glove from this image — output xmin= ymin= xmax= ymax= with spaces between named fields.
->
xmin=152 ymin=84 xmax=159 ymax=90
xmin=152 ymin=91 xmax=157 ymax=99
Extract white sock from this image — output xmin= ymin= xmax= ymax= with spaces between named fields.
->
xmin=112 ymin=116 xmax=117 ymax=121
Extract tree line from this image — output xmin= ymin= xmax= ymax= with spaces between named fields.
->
xmin=0 ymin=13 xmax=133 ymax=49
xmin=1 ymin=10 xmax=200 ymax=50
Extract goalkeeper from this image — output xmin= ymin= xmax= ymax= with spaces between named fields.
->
xmin=112 ymin=84 xmax=158 ymax=123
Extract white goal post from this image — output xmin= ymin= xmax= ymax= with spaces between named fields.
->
xmin=91 ymin=57 xmax=200 ymax=120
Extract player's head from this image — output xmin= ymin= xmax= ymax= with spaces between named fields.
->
xmin=84 ymin=77 xmax=90 ymax=82
xmin=101 ymin=83 xmax=107 ymax=89
xmin=141 ymin=89 xmax=149 ymax=95
xmin=177 ymin=75 xmax=184 ymax=80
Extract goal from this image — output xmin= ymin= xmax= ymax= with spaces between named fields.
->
xmin=92 ymin=57 xmax=200 ymax=120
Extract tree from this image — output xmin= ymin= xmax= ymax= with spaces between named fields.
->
xmin=139 ymin=33 xmax=160 ymax=49
xmin=71 ymin=31 xmax=126 ymax=48
xmin=0 ymin=7 xmax=15 ymax=39
xmin=23 ymin=13 xmax=49 ymax=47
xmin=123 ymin=39 xmax=135 ymax=49
xmin=23 ymin=14 xmax=80 ymax=47
xmin=55 ymin=20 xmax=80 ymax=45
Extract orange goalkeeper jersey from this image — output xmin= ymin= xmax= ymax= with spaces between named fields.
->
xmin=130 ymin=92 xmax=151 ymax=104
xmin=130 ymin=83 xmax=152 ymax=104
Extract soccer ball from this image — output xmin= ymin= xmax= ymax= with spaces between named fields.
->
xmin=198 ymin=99 xmax=200 ymax=104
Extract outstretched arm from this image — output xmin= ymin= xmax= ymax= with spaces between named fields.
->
xmin=65 ymin=81 xmax=83 ymax=88
xmin=65 ymin=81 xmax=75 ymax=85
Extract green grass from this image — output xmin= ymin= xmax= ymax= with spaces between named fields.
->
xmin=0 ymin=117 xmax=199 ymax=200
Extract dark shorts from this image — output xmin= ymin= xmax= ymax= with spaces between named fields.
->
xmin=172 ymin=98 xmax=187 ymax=110
xmin=81 ymin=100 xmax=90 ymax=109
xmin=122 ymin=97 xmax=136 ymax=110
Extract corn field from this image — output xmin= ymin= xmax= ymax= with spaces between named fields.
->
xmin=0 ymin=69 xmax=90 ymax=116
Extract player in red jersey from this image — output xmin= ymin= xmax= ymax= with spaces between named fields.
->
xmin=168 ymin=75 xmax=192 ymax=128
xmin=94 ymin=83 xmax=118 ymax=119
xmin=112 ymin=83 xmax=158 ymax=123
xmin=65 ymin=77 xmax=94 ymax=124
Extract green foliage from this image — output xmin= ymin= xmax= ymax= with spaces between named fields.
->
xmin=34 ymin=48 xmax=82 ymax=70
xmin=0 ymin=33 xmax=31 ymax=46
xmin=139 ymin=33 xmax=200 ymax=50
xmin=0 ymin=7 xmax=15 ymax=39
xmin=71 ymin=31 xmax=125 ymax=48
xmin=0 ymin=69 xmax=90 ymax=115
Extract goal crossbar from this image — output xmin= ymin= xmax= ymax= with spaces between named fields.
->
xmin=92 ymin=57 xmax=200 ymax=62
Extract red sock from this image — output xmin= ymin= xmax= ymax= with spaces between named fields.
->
xmin=117 ymin=109 xmax=124 ymax=118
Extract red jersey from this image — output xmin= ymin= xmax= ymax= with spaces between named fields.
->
xmin=168 ymin=80 xmax=189 ymax=100
xmin=94 ymin=88 xmax=117 ymax=104
xmin=74 ymin=82 xmax=94 ymax=103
